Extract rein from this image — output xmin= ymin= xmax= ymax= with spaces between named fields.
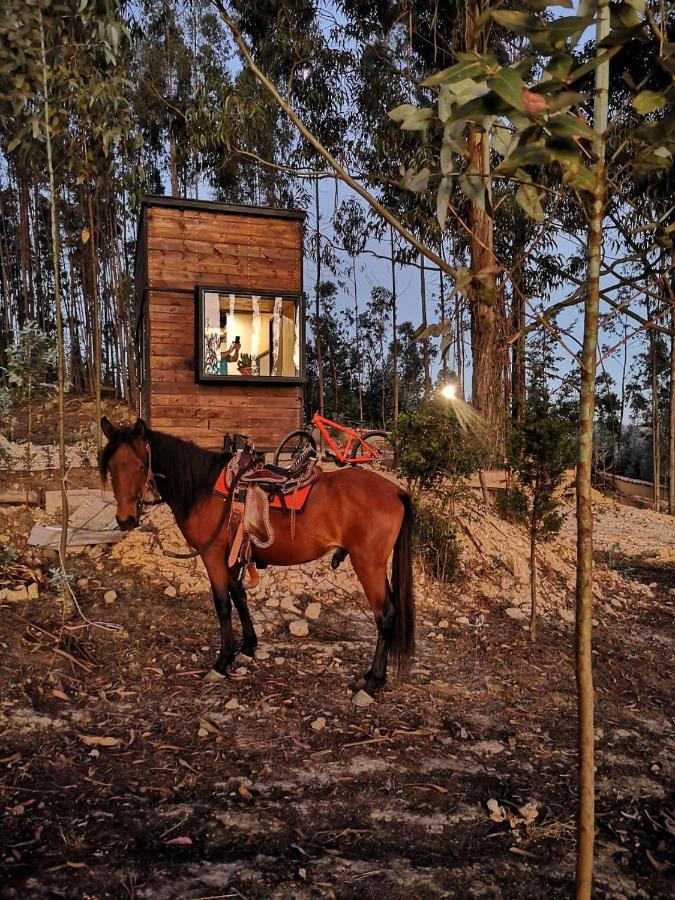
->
xmin=160 ymin=496 xmax=232 ymax=560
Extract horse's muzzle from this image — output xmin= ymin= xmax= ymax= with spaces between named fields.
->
xmin=116 ymin=515 xmax=138 ymax=531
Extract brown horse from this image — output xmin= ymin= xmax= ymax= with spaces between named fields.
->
xmin=99 ymin=418 xmax=415 ymax=697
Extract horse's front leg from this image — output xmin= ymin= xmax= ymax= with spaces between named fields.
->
xmin=211 ymin=583 xmax=236 ymax=675
xmin=229 ymin=571 xmax=258 ymax=658
xmin=201 ymin=547 xmax=236 ymax=678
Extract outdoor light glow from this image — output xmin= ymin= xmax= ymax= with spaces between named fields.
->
xmin=441 ymin=383 xmax=457 ymax=400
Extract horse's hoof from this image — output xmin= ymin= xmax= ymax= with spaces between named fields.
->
xmin=239 ymin=644 xmax=257 ymax=659
xmin=203 ymin=668 xmax=227 ymax=683
xmin=362 ymin=675 xmax=386 ymax=697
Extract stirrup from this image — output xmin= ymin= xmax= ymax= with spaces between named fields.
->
xmin=242 ymin=563 xmax=260 ymax=590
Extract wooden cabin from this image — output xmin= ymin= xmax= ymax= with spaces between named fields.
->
xmin=134 ymin=196 xmax=306 ymax=451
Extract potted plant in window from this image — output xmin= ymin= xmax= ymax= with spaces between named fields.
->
xmin=237 ymin=353 xmax=255 ymax=376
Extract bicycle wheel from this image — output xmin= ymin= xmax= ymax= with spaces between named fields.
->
xmin=274 ymin=430 xmax=317 ymax=467
xmin=348 ymin=431 xmax=395 ymax=468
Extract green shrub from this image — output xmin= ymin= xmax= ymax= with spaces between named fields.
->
xmin=495 ymin=487 xmax=529 ymax=525
xmin=392 ymin=400 xmax=483 ymax=492
xmin=414 ymin=497 xmax=461 ymax=583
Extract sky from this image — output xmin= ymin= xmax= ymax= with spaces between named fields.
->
xmin=156 ymin=0 xmax=655 ymax=413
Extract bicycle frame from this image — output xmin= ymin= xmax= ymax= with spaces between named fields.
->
xmin=310 ymin=414 xmax=381 ymax=464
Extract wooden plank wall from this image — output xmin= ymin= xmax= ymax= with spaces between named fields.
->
xmin=143 ymin=205 xmax=303 ymax=449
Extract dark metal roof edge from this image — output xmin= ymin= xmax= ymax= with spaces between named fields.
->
xmin=140 ymin=194 xmax=307 ymax=221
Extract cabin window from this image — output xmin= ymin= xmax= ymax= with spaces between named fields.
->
xmin=196 ymin=288 xmax=302 ymax=382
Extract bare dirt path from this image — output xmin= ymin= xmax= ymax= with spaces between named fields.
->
xmin=0 ymin=519 xmax=672 ymax=899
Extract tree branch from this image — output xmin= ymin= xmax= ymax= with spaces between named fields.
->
xmin=211 ymin=0 xmax=458 ymax=280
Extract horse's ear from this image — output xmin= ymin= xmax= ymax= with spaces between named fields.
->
xmin=134 ymin=418 xmax=147 ymax=439
xmin=101 ymin=417 xmax=116 ymax=440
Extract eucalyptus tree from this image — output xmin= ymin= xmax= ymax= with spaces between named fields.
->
xmin=385 ymin=2 xmax=674 ymax=894
xmin=0 ymin=0 xmax=129 ymax=559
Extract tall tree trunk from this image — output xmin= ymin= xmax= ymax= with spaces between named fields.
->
xmin=40 ymin=12 xmax=69 ymax=566
xmin=420 ymin=253 xmax=431 ymax=399
xmin=464 ymin=2 xmax=503 ymax=436
xmin=529 ymin=514 xmax=537 ymax=642
xmin=576 ymin=2 xmax=610 ymax=895
xmin=86 ymin=191 xmax=102 ymax=455
xmin=467 ymin=126 xmax=502 ymax=433
xmin=650 ymin=322 xmax=661 ymax=511
xmin=438 ymin=249 xmax=448 ymax=378
xmin=352 ymin=259 xmax=364 ymax=423
xmin=617 ymin=314 xmax=628 ymax=463
xmin=390 ymin=226 xmax=399 ymax=420
xmin=669 ymin=268 xmax=675 ymax=515
xmin=17 ymin=165 xmax=31 ymax=326
xmin=314 ymin=177 xmax=325 ymax=417
xmin=511 ymin=281 xmax=526 ymax=424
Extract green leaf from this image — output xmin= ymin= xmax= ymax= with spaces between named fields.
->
xmin=568 ymin=46 xmax=621 ymax=84
xmin=632 ymin=90 xmax=667 ymax=114
xmin=561 ymin=160 xmax=595 ymax=191
xmin=599 ymin=24 xmax=645 ymax=48
xmin=459 ymin=169 xmax=488 ymax=211
xmin=388 ymin=103 xmax=418 ymax=123
xmin=545 ymin=91 xmax=586 ymax=113
xmin=486 ymin=67 xmax=525 ymax=111
xmin=441 ymin=125 xmax=465 ymax=173
xmin=413 ymin=321 xmax=451 ymax=340
xmin=454 ymin=266 xmax=472 ymax=299
xmin=515 ymin=183 xmax=545 ymax=222
xmin=439 ymin=332 xmax=453 ymax=360
xmin=491 ymin=122 xmax=517 ymax=158
xmin=491 ymin=10 xmax=542 ymax=36
xmin=494 ymin=142 xmax=553 ymax=173
xmin=400 ymin=108 xmax=434 ymax=131
xmin=446 ymin=92 xmax=506 ymax=125
xmin=545 ymin=54 xmax=575 ymax=79
xmin=399 ymin=166 xmax=431 ymax=193
xmin=420 ymin=54 xmax=497 ymax=87
xmin=546 ymin=112 xmax=595 ymax=140
xmin=545 ymin=137 xmax=582 ymax=165
xmin=450 ymin=78 xmax=490 ymax=105
xmin=436 ymin=175 xmax=453 ymax=231
xmin=523 ymin=0 xmax=573 ymax=8
xmin=544 ymin=15 xmax=596 ymax=40
xmin=438 ymin=86 xmax=454 ymax=122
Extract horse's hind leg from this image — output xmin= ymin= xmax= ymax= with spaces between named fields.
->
xmin=350 ymin=554 xmax=395 ymax=696
xmin=229 ymin=574 xmax=258 ymax=658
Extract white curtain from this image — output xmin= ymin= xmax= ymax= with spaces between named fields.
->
xmin=251 ymin=295 xmax=261 ymax=373
xmin=293 ymin=302 xmax=300 ymax=375
xmin=203 ymin=291 xmax=221 ymax=375
xmin=228 ymin=293 xmax=235 ymax=344
xmin=272 ymin=296 xmax=282 ymax=375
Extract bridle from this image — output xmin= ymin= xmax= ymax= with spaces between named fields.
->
xmin=109 ymin=437 xmax=234 ymax=560
xmin=114 ymin=441 xmax=164 ymax=519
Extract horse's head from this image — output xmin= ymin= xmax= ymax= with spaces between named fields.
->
xmin=99 ymin=417 xmax=151 ymax=531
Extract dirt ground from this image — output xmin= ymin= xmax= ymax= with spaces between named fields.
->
xmin=0 ymin=404 xmax=673 ymax=898
xmin=0 ymin=518 xmax=673 ymax=898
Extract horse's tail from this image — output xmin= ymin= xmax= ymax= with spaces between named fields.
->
xmin=390 ymin=492 xmax=415 ymax=670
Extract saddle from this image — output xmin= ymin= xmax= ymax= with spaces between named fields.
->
xmin=213 ymin=441 xmax=320 ymax=584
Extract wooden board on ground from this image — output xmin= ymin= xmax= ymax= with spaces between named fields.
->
xmin=29 ymin=495 xmax=121 ymax=549
xmin=45 ymin=489 xmax=114 ymax=516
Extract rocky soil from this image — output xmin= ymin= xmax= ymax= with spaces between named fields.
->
xmin=0 ymin=451 xmax=673 ymax=898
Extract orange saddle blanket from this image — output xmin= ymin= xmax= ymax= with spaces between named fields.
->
xmin=213 ymin=468 xmax=315 ymax=512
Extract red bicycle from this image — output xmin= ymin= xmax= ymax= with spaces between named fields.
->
xmin=275 ymin=413 xmax=394 ymax=469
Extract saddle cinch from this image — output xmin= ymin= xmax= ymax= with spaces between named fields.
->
xmin=213 ymin=442 xmax=320 ymax=588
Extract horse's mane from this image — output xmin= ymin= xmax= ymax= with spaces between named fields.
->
xmin=99 ymin=426 xmax=230 ymax=520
